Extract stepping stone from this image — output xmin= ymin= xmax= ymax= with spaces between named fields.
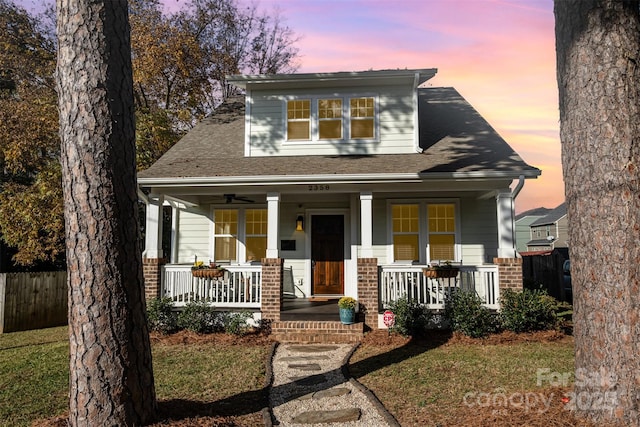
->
xmin=297 ymin=387 xmax=351 ymax=401
xmin=290 ymin=375 xmax=327 ymax=386
xmin=292 ymin=408 xmax=361 ymax=424
xmin=280 ymin=355 xmax=330 ymax=362
xmin=288 ymin=363 xmax=321 ymax=371
xmin=312 ymin=387 xmax=351 ymax=399
xmin=297 ymin=392 xmax=316 ymax=401
xmin=287 ymin=345 xmax=338 ymax=353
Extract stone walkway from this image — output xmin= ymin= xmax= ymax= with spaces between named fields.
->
xmin=266 ymin=343 xmax=400 ymax=426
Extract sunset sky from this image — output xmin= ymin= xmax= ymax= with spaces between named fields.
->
xmin=162 ymin=0 xmax=562 ymax=214
xmin=19 ymin=0 xmax=563 ymax=214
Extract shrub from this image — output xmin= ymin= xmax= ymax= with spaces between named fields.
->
xmin=146 ymin=297 xmax=178 ymax=334
xmin=499 ymin=288 xmax=558 ymax=333
xmin=177 ymin=300 xmax=220 ymax=333
xmin=222 ymin=310 xmax=254 ymax=335
xmin=444 ymin=290 xmax=499 ymax=338
xmin=388 ymin=297 xmax=431 ymax=337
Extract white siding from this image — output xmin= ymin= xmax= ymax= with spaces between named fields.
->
xmin=459 ymin=198 xmax=498 ymax=264
xmin=175 ymin=206 xmax=211 ymax=264
xmin=247 ymin=84 xmax=416 ymax=157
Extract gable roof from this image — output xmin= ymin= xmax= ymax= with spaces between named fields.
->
xmin=530 ymin=203 xmax=567 ymax=226
xmin=138 ymin=88 xmax=540 ymax=185
xmin=516 ymin=207 xmax=552 ymax=221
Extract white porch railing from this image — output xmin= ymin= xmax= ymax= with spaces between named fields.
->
xmin=162 ymin=264 xmax=262 ymax=308
xmin=379 ymin=265 xmax=500 ymax=310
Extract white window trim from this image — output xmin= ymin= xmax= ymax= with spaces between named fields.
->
xmin=210 ymin=205 xmax=268 ymax=265
xmin=282 ymin=94 xmax=379 ymax=144
xmin=386 ymin=199 xmax=461 ymax=265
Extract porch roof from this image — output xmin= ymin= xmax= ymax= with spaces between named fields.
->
xmin=138 ymin=88 xmax=540 ymax=185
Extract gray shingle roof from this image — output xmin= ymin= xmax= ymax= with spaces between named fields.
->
xmin=530 ymin=203 xmax=567 ymax=226
xmin=516 ymin=207 xmax=552 ymax=221
xmin=138 ymin=88 xmax=540 ymax=182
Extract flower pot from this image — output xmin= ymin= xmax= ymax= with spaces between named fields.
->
xmin=339 ymin=307 xmax=356 ymax=325
xmin=423 ymin=268 xmax=459 ymax=279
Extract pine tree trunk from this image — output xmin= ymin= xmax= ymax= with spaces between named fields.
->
xmin=56 ymin=1 xmax=157 ymax=425
xmin=555 ymin=0 xmax=640 ymax=424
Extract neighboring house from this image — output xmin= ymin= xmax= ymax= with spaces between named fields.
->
xmin=515 ymin=207 xmax=551 ymax=253
xmin=525 ymin=203 xmax=568 ymax=252
xmin=138 ymin=68 xmax=541 ymax=341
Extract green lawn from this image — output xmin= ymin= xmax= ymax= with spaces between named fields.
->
xmin=0 ymin=327 xmax=575 ymax=427
xmin=0 ymin=327 xmax=270 ymax=427
xmin=350 ymin=332 xmax=576 ymax=426
xmin=0 ymin=327 xmax=68 ymax=427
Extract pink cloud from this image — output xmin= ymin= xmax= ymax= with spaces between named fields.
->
xmin=18 ymin=0 xmax=560 ymax=213
xmin=160 ymin=0 xmax=561 ymax=213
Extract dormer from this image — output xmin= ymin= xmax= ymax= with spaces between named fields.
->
xmin=227 ymin=68 xmax=437 ymax=157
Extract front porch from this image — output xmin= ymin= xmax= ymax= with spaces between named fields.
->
xmin=152 ymin=264 xmax=508 ymax=320
xmin=148 ymin=258 xmax=516 ymax=343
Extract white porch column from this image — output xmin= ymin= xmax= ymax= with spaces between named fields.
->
xmin=143 ymin=193 xmax=164 ymax=259
xmin=360 ymin=191 xmax=373 ymax=258
xmin=496 ymin=191 xmax=516 ymax=258
xmin=266 ymin=192 xmax=280 ymax=258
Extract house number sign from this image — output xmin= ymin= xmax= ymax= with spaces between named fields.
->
xmin=308 ymin=184 xmax=330 ymax=191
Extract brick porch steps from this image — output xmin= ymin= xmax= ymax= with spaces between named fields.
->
xmin=270 ymin=320 xmax=364 ymax=344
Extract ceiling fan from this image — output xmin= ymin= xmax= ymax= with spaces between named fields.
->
xmin=222 ymin=194 xmax=255 ymax=204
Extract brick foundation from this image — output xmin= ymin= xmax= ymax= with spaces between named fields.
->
xmin=357 ymin=258 xmax=379 ymax=331
xmin=143 ymin=257 xmax=166 ymax=301
xmin=493 ymin=257 xmax=523 ymax=291
xmin=261 ymin=258 xmax=283 ymax=322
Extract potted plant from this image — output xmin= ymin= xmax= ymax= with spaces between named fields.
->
xmin=423 ymin=261 xmax=459 ymax=279
xmin=338 ymin=296 xmax=357 ymax=324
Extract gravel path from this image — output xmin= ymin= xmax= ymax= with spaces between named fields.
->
xmin=266 ymin=343 xmax=400 ymax=426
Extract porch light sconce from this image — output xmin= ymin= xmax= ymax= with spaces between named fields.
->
xmin=296 ymin=215 xmax=304 ymax=231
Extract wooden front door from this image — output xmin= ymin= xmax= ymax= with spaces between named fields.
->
xmin=311 ymin=215 xmax=344 ymax=295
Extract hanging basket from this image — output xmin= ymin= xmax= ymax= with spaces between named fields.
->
xmin=192 ymin=269 xmax=225 ymax=279
xmin=423 ymin=268 xmax=459 ymax=279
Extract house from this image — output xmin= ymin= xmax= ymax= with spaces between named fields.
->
xmin=525 ymin=203 xmax=568 ymax=252
xmin=138 ymin=68 xmax=541 ymax=342
xmin=515 ymin=207 xmax=551 ymax=253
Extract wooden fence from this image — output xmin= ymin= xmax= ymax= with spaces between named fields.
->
xmin=0 ymin=271 xmax=67 ymax=333
xmin=521 ymin=249 xmax=569 ymax=302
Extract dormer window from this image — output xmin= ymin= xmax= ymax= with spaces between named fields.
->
xmin=285 ymin=95 xmax=377 ymax=142
xmin=318 ymin=99 xmax=343 ymax=139
xmin=287 ymin=99 xmax=311 ymax=140
xmin=350 ymin=97 xmax=374 ymax=139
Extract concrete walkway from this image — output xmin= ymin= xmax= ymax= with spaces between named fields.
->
xmin=265 ymin=343 xmax=400 ymax=426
